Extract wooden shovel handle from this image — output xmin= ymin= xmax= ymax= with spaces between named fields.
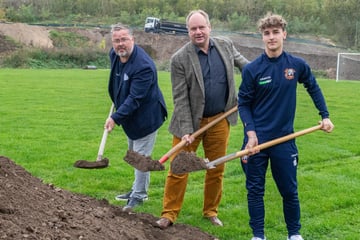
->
xmin=206 ymin=124 xmax=322 ymax=168
xmin=96 ymin=103 xmax=115 ymax=161
xmin=159 ymin=106 xmax=238 ymax=164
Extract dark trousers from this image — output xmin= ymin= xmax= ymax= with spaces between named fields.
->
xmin=241 ymin=141 xmax=301 ymax=238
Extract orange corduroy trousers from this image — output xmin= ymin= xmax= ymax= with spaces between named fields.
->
xmin=160 ymin=113 xmax=230 ymax=223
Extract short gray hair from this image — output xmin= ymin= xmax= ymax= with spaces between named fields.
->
xmin=110 ymin=23 xmax=133 ymax=35
xmin=186 ymin=9 xmax=210 ymax=28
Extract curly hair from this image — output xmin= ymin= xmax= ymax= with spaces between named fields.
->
xmin=257 ymin=12 xmax=287 ymax=33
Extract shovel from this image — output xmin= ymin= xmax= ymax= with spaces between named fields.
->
xmin=170 ymin=124 xmax=323 ymax=174
xmin=124 ymin=106 xmax=238 ymax=172
xmin=74 ymin=103 xmax=114 ymax=169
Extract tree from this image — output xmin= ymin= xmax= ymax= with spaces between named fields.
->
xmin=1 ymin=0 xmax=359 ymax=49
xmin=323 ymin=0 xmax=360 ymax=48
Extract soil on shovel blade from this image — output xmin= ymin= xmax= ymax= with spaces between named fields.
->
xmin=0 ymin=156 xmax=218 ymax=240
xmin=73 ymin=157 xmax=109 ymax=169
xmin=170 ymin=151 xmax=208 ymax=174
xmin=124 ymin=150 xmax=165 ymax=171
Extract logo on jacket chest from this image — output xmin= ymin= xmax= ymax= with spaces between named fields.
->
xmin=284 ymin=68 xmax=296 ymax=80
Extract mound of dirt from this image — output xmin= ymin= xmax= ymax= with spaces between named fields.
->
xmin=0 ymin=156 xmax=218 ymax=240
xmin=0 ymin=22 xmax=53 ymax=48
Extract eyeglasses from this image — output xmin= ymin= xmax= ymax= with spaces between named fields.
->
xmin=112 ymin=38 xmax=131 ymax=44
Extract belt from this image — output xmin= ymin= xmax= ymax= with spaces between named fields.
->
xmin=201 ymin=112 xmax=224 ymax=123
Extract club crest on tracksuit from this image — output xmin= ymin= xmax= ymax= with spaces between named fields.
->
xmin=284 ymin=68 xmax=296 ymax=80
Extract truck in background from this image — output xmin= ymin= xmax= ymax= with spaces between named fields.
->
xmin=144 ymin=17 xmax=188 ymax=35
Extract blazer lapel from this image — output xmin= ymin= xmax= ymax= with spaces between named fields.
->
xmin=187 ymin=44 xmax=205 ymax=95
xmin=212 ymin=39 xmax=231 ymax=80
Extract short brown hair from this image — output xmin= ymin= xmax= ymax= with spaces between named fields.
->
xmin=257 ymin=13 xmax=287 ymax=33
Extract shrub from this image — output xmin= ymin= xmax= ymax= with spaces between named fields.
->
xmin=49 ymin=30 xmax=89 ymax=48
xmin=227 ymin=12 xmax=251 ymax=31
xmin=2 ymin=48 xmax=109 ymax=69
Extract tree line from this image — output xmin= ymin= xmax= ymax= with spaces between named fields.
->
xmin=0 ymin=0 xmax=359 ymax=49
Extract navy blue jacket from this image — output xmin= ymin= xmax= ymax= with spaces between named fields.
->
xmin=238 ymin=51 xmax=329 ymax=142
xmin=108 ymin=45 xmax=167 ymax=140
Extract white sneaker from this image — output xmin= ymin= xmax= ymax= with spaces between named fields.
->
xmin=287 ymin=235 xmax=303 ymax=240
xmin=251 ymin=237 xmax=266 ymax=240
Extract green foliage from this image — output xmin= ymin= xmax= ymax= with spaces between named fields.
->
xmin=0 ymin=8 xmax=5 ymax=20
xmin=5 ymin=5 xmax=37 ymax=22
xmin=1 ymin=0 xmax=359 ymax=48
xmin=227 ymin=12 xmax=251 ymax=32
xmin=288 ymin=15 xmax=325 ymax=34
xmin=49 ymin=30 xmax=89 ymax=48
xmin=312 ymin=69 xmax=329 ymax=79
xmin=156 ymin=59 xmax=171 ymax=72
xmin=322 ymin=0 xmax=360 ymax=48
xmin=0 ymin=70 xmax=360 ymax=239
xmin=138 ymin=8 xmax=161 ymax=24
xmin=2 ymin=48 xmax=108 ymax=69
xmin=2 ymin=51 xmax=27 ymax=68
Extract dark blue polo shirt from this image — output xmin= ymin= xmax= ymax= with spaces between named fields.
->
xmin=196 ymin=40 xmax=228 ymax=117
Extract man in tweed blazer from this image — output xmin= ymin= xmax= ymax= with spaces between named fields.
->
xmin=156 ymin=9 xmax=249 ymax=229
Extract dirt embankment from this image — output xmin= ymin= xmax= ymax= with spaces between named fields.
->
xmin=0 ymin=156 xmax=218 ymax=240
xmin=0 ymin=22 xmax=343 ymax=78
xmin=135 ymin=29 xmax=341 ymax=78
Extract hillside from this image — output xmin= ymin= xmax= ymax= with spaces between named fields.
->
xmin=0 ymin=22 xmax=343 ymax=78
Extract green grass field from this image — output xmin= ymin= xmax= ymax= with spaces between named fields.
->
xmin=0 ymin=69 xmax=359 ymax=239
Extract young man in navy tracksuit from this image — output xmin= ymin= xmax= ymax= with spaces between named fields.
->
xmin=237 ymin=13 xmax=334 ymax=240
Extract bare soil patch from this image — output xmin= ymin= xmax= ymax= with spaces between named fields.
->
xmin=0 ymin=22 xmax=53 ymax=48
xmin=0 ymin=156 xmax=218 ymax=240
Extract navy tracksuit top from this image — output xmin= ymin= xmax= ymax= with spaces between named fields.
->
xmin=238 ymin=51 xmax=329 ymax=142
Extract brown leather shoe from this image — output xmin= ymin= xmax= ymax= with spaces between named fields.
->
xmin=156 ymin=217 xmax=173 ymax=229
xmin=206 ymin=216 xmax=223 ymax=227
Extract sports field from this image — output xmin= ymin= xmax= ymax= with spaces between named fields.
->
xmin=0 ymin=69 xmax=359 ymax=239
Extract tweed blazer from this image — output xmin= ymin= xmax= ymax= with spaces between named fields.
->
xmin=168 ymin=36 xmax=249 ymax=138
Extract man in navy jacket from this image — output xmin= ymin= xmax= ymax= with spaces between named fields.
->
xmin=105 ymin=24 xmax=167 ymax=211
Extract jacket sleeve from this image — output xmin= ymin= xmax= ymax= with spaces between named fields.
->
xmin=169 ymin=53 xmax=195 ymax=136
xmin=300 ymin=62 xmax=330 ymax=119
xmin=216 ymin=36 xmax=250 ymax=72
xmin=238 ymin=65 xmax=256 ymax=133
xmin=232 ymin=42 xmax=250 ymax=71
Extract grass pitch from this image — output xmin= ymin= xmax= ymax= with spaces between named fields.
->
xmin=0 ymin=69 xmax=359 ymax=239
